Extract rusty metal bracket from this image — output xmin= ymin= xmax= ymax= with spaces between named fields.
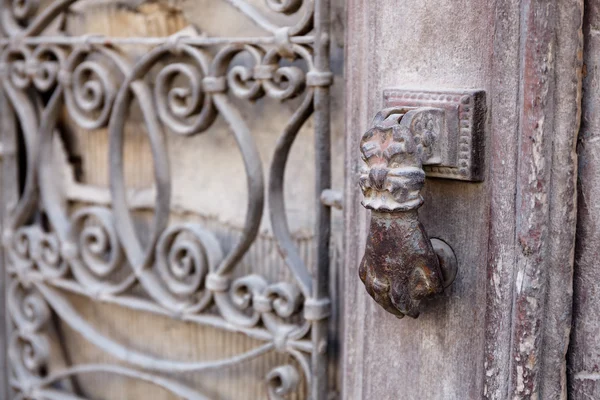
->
xmin=358 ymin=106 xmax=467 ymax=318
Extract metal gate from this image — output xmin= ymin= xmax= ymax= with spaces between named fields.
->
xmin=0 ymin=0 xmax=333 ymax=398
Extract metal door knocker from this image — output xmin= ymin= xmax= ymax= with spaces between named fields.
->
xmin=358 ymin=89 xmax=485 ymax=318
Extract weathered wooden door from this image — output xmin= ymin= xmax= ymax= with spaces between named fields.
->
xmin=0 ymin=0 xmax=343 ymax=399
xmin=342 ymin=1 xmax=600 ymax=400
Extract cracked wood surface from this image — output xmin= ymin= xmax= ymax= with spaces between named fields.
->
xmin=343 ymin=1 xmax=582 ymax=399
xmin=569 ymin=1 xmax=600 ymax=398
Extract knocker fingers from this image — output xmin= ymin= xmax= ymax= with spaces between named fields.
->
xmin=360 ymin=261 xmax=406 ymax=318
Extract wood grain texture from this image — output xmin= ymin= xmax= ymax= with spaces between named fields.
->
xmin=509 ymin=1 xmax=558 ymax=398
xmin=542 ymin=1 xmax=582 ymax=398
xmin=343 ymin=1 xmax=494 ymax=398
xmin=343 ymin=1 xmax=581 ymax=399
xmin=483 ymin=0 xmax=522 ymax=397
xmin=486 ymin=1 xmax=582 ymax=399
xmin=569 ymin=0 xmax=600 ymax=398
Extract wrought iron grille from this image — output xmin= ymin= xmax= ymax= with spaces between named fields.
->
xmin=0 ymin=0 xmax=333 ymax=398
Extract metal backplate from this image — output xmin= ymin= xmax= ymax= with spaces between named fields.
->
xmin=384 ymin=88 xmax=486 ymax=181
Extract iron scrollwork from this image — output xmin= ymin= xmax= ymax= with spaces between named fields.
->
xmin=0 ymin=0 xmax=333 ymax=399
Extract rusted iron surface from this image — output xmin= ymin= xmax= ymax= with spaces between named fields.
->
xmin=357 ymin=107 xmax=454 ymax=318
xmin=359 ymin=210 xmax=443 ymax=318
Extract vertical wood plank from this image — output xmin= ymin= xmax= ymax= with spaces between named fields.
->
xmin=569 ymin=1 xmax=600 ymax=398
xmin=543 ymin=0 xmax=582 ymax=398
xmin=509 ymin=1 xmax=558 ymax=397
xmin=483 ymin=0 xmax=522 ymax=397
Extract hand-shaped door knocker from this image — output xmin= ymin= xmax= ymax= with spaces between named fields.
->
xmin=358 ymin=107 xmax=458 ymax=318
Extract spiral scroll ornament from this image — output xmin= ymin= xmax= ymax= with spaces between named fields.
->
xmin=2 ymin=46 xmax=32 ymax=89
xmin=155 ymin=223 xmax=223 ymax=298
xmin=267 ymin=364 xmax=301 ymax=399
xmin=7 ymin=281 xmax=51 ymax=380
xmin=8 ymin=281 xmax=50 ymax=332
xmin=223 ymin=45 xmax=265 ymax=100
xmin=230 ymin=275 xmax=304 ymax=324
xmin=5 ymin=227 xmax=68 ymax=278
xmin=263 ymin=282 xmax=303 ymax=319
xmin=152 ymin=46 xmax=218 ymax=135
xmin=219 ymin=44 xmax=308 ymax=101
xmin=71 ymin=207 xmax=124 ymax=279
xmin=155 ymin=61 xmax=217 ymax=135
xmin=36 ymin=231 xmax=68 ymax=278
xmin=61 ymin=50 xmax=120 ymax=130
xmin=260 ymin=48 xmax=307 ymax=100
xmin=10 ymin=332 xmax=50 ymax=377
xmin=8 ymin=227 xmax=34 ymax=269
xmin=0 ymin=45 xmax=66 ymax=91
xmin=30 ymin=45 xmax=64 ymax=91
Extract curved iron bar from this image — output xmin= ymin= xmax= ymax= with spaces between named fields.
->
xmin=0 ymin=46 xmax=40 ymax=233
xmin=1 ymin=0 xmax=79 ymax=37
xmin=108 ymin=44 xmax=173 ymax=270
xmin=288 ymin=0 xmax=315 ymax=37
xmin=31 ymin=364 xmax=212 ymax=400
xmin=288 ymin=347 xmax=312 ymax=387
xmin=268 ymin=89 xmax=314 ymax=297
xmin=36 ymin=47 xmax=137 ymax=296
xmin=207 ymin=42 xmax=267 ymax=281
xmin=207 ymin=92 xmax=268 ymax=326
xmin=34 ymin=282 xmax=277 ymax=373
xmin=223 ymin=0 xmax=314 ymax=37
xmin=108 ymin=44 xmax=197 ymax=312
xmin=211 ymin=94 xmax=264 ymax=276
